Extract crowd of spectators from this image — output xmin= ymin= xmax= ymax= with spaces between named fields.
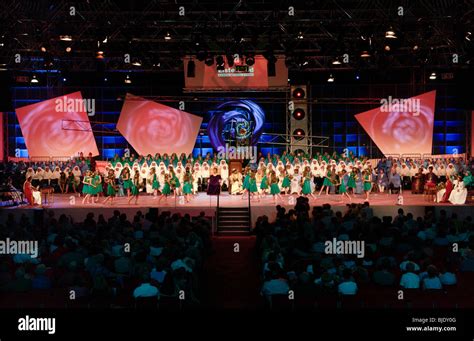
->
xmin=0 ymin=209 xmax=212 ymax=309
xmin=255 ymin=197 xmax=474 ymax=309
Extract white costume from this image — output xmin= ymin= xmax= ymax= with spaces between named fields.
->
xmin=448 ymin=180 xmax=467 ymax=205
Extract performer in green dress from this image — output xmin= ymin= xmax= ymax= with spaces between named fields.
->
xmin=260 ymin=169 xmax=269 ymax=195
xmin=241 ymin=167 xmax=251 ymax=200
xmin=81 ymin=170 xmax=95 ymax=204
xmin=182 ymin=172 xmax=193 ymax=203
xmin=103 ymin=169 xmax=117 ymax=205
xmin=301 ymin=167 xmax=316 ymax=199
xmin=128 ymin=172 xmax=141 ymax=205
xmin=338 ymin=170 xmax=352 ymax=201
xmin=121 ymin=168 xmax=133 ymax=197
xmin=269 ymin=171 xmax=282 ymax=203
xmin=281 ymin=169 xmax=291 ymax=194
xmin=318 ymin=167 xmax=333 ymax=195
xmin=347 ymin=168 xmax=357 ymax=194
xmin=363 ymin=169 xmax=373 ymax=201
xmin=248 ymin=171 xmax=260 ymax=201
xmin=159 ymin=173 xmax=172 ymax=203
xmin=92 ymin=170 xmax=103 ymax=203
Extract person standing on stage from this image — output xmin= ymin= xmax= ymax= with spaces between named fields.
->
xmin=302 ymin=166 xmax=316 ymax=199
xmin=280 ymin=168 xmax=291 ymax=195
xmin=103 ymin=169 xmax=117 ymax=205
xmin=128 ymin=171 xmax=141 ymax=205
xmin=149 ymin=168 xmax=160 ymax=198
xmin=159 ymin=173 xmax=172 ymax=203
xmin=82 ymin=170 xmax=95 ymax=204
xmin=259 ymin=168 xmax=268 ymax=196
xmin=229 ymin=168 xmax=242 ymax=195
xmin=319 ymin=165 xmax=334 ymax=196
xmin=121 ymin=167 xmax=133 ymax=198
xmin=248 ymin=170 xmax=260 ymax=202
xmin=207 ymin=167 xmax=222 ymax=196
xmin=269 ymin=170 xmax=282 ymax=204
xmin=347 ymin=168 xmax=357 ymax=195
xmin=338 ymin=170 xmax=352 ymax=202
xmin=241 ymin=166 xmax=251 ymax=200
xmin=182 ymin=171 xmax=193 ymax=203
xmin=92 ymin=170 xmax=103 ymax=203
xmin=363 ymin=169 xmax=373 ymax=201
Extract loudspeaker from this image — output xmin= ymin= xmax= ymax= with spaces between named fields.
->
xmin=187 ymin=60 xmax=195 ymax=78
xmin=0 ymin=71 xmax=13 ymax=112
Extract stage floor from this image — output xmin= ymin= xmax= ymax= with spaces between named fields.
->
xmin=2 ymin=193 xmax=473 ymax=228
xmin=7 ymin=192 xmax=473 ymax=209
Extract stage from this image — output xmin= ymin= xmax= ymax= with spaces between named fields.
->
xmin=2 ymin=192 xmax=473 ymax=229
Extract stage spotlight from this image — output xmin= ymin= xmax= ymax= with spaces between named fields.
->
xmin=205 ymin=56 xmax=214 ymax=66
xmin=104 ymin=77 xmax=108 ymax=82
xmin=293 ymin=108 xmax=306 ymax=120
xmin=429 ymin=72 xmax=437 ymax=80
xmin=355 ymin=73 xmax=360 ymax=80
xmin=292 ymin=87 xmax=305 ymax=99
xmin=360 ymin=50 xmax=371 ymax=58
xmin=293 ymin=129 xmax=305 ymax=140
xmin=62 ymin=77 xmax=67 ymax=82
xmin=65 ymin=46 xmax=72 ymax=53
xmin=131 ymin=58 xmax=142 ymax=66
xmin=164 ymin=32 xmax=171 ymax=40
xmin=297 ymin=32 xmax=304 ymax=40
xmin=466 ymin=32 xmax=472 ymax=41
xmin=327 ymin=74 xmax=335 ymax=82
xmin=59 ymin=35 xmax=72 ymax=41
xmin=332 ymin=57 xmax=341 ymax=65
xmin=384 ymin=44 xmax=391 ymax=51
xmin=30 ymin=75 xmax=38 ymax=83
xmin=413 ymin=45 xmax=419 ymax=51
xmin=385 ymin=27 xmax=397 ymax=39
xmin=246 ymin=56 xmax=255 ymax=66
xmin=40 ymin=45 xmax=47 ymax=53
xmin=124 ymin=74 xmax=132 ymax=84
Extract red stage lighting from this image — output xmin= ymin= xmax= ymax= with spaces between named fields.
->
xmin=292 ymin=87 xmax=305 ymax=99
xmin=292 ymin=108 xmax=305 ymax=120
xmin=293 ymin=128 xmax=305 ymax=140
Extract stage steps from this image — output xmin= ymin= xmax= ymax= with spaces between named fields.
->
xmin=217 ymin=207 xmax=251 ymax=235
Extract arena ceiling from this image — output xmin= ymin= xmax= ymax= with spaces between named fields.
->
xmin=0 ymin=0 xmax=472 ymax=73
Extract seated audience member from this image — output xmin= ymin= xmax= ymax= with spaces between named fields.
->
xmin=422 ymin=265 xmax=443 ymax=290
xmin=460 ymin=250 xmax=474 ymax=272
xmin=373 ymin=259 xmax=396 ymax=286
xmin=31 ymin=264 xmax=52 ymax=290
xmin=400 ymin=262 xmax=420 ymax=289
xmin=133 ymin=273 xmax=160 ymax=298
xmin=338 ymin=268 xmax=358 ymax=295
xmin=439 ymin=265 xmax=457 ymax=286
xmin=261 ymin=272 xmax=290 ymax=296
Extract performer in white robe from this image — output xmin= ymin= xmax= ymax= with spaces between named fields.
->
xmin=446 ymin=163 xmax=457 ymax=179
xmin=72 ymin=166 xmax=82 ymax=184
xmin=448 ymin=176 xmax=467 ymax=205
xmin=290 ymin=168 xmax=302 ymax=195
xmin=229 ymin=169 xmax=242 ymax=194
xmin=219 ymin=160 xmax=229 ymax=188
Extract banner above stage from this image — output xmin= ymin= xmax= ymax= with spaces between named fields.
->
xmin=15 ymin=91 xmax=99 ymax=159
xmin=117 ymin=93 xmax=203 ymax=156
xmin=355 ymin=90 xmax=436 ymax=157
